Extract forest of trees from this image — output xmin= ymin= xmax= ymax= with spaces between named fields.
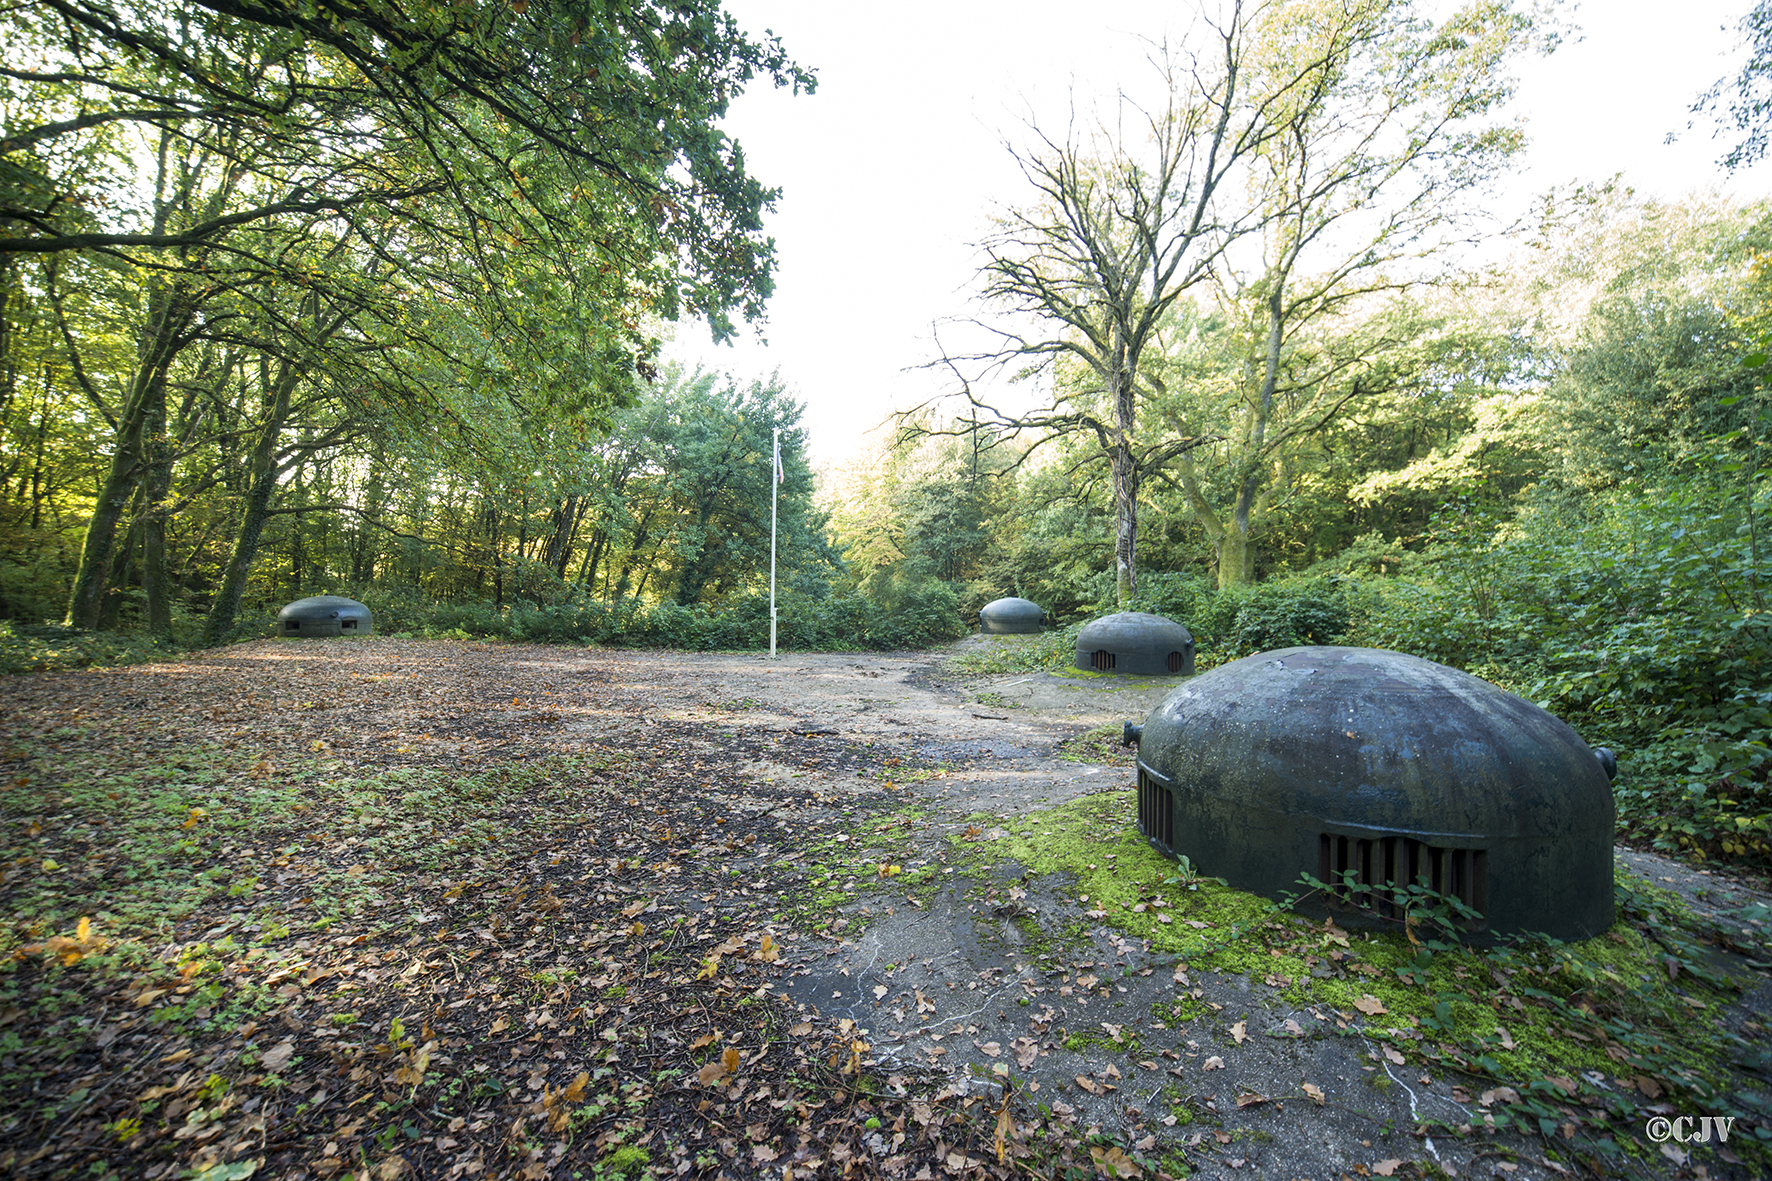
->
xmin=2 ymin=0 xmax=1769 ymax=865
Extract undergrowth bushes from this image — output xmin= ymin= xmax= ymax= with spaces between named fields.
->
xmin=1346 ymin=486 xmax=1772 ymax=869
xmin=360 ymin=581 xmax=965 ymax=652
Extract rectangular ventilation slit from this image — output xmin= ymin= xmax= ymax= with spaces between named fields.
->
xmin=1138 ymin=770 xmax=1174 ymax=852
xmin=342 ymin=619 xmax=357 ymax=629
xmin=1316 ymin=832 xmax=1488 ymax=930
xmin=285 ymin=621 xmax=300 ymax=631
xmin=1091 ymin=651 xmax=1117 ymax=671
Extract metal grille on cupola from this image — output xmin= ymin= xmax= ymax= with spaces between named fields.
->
xmin=1121 ymin=646 xmax=1617 ymax=941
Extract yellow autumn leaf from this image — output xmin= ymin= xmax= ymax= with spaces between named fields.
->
xmin=994 ymin=1094 xmax=1014 ymax=1163
xmin=753 ymin=933 xmax=779 ymax=962
xmin=878 ymin=863 xmax=901 ymax=877
xmin=182 ymin=807 xmax=205 ymax=830
xmin=696 ymin=954 xmax=720 ymax=980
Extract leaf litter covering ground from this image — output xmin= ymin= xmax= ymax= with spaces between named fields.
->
xmin=0 ymin=639 xmax=1127 ymax=1180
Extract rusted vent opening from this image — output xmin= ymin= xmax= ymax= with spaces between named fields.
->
xmin=1318 ymin=833 xmax=1487 ymax=928
xmin=1165 ymin=651 xmax=1185 ymax=673
xmin=1138 ymin=769 xmax=1174 ymax=852
xmin=1090 ymin=650 xmax=1117 ymax=671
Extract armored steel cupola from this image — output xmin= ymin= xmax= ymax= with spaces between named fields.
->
xmin=980 ymin=597 xmax=1044 ymax=634
xmin=1128 ymin=646 xmax=1616 ymax=940
xmin=277 ymin=595 xmax=374 ymax=638
xmin=1076 ymin=611 xmax=1195 ymax=676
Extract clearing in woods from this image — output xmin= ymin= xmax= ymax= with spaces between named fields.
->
xmin=1 ymin=636 xmax=1768 ymax=1180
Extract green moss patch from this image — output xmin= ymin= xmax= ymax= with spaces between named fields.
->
xmin=976 ymin=786 xmax=1772 ymax=1174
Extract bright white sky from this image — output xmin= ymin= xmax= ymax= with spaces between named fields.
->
xmin=666 ymin=0 xmax=1772 ymax=464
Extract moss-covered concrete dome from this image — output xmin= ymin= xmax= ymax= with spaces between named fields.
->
xmin=979 ymin=597 xmax=1043 ymax=634
xmin=277 ymin=595 xmax=373 ymax=638
xmin=1125 ymin=646 xmax=1615 ymax=940
xmin=1075 ymin=611 xmax=1194 ymax=675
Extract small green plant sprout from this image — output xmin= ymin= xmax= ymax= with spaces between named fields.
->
xmin=1167 ymin=855 xmax=1204 ymax=891
xmin=384 ymin=1015 xmax=414 ymax=1051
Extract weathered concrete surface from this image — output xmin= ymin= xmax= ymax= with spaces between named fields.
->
xmin=979 ymin=597 xmax=1045 ymax=634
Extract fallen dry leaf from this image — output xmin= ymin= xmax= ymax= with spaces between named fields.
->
xmin=260 ymin=1040 xmax=295 ymax=1073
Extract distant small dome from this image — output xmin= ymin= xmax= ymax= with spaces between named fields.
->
xmin=980 ymin=597 xmax=1043 ymax=634
xmin=1075 ymin=611 xmax=1194 ymax=676
xmin=277 ymin=595 xmax=374 ymax=638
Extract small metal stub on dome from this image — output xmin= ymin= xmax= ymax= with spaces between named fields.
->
xmin=277 ymin=595 xmax=374 ymax=638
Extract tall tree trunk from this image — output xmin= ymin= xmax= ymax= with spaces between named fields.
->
xmin=544 ymin=494 xmax=582 ymax=578
xmin=579 ymin=527 xmax=607 ymax=590
xmin=1110 ymin=339 xmax=1138 ymax=604
xmin=611 ymin=507 xmax=656 ymax=601
xmin=1215 ymin=287 xmax=1285 ymax=590
xmin=139 ymin=356 xmax=177 ymax=638
xmin=66 ymin=283 xmax=186 ymax=628
xmin=204 ymin=360 xmax=296 ymax=646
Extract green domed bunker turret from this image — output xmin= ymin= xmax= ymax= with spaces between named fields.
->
xmin=1076 ymin=612 xmax=1194 ymax=675
xmin=1122 ymin=646 xmax=1615 ymax=941
xmin=277 ymin=595 xmax=374 ymax=638
xmin=979 ymin=597 xmax=1044 ymax=634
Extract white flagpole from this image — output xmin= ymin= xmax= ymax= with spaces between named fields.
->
xmin=770 ymin=427 xmax=779 ymax=659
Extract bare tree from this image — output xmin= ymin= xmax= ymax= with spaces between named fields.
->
xmin=917 ymin=1 xmax=1315 ymax=603
xmin=1167 ymin=0 xmax=1538 ymax=585
xmin=919 ymin=0 xmax=1539 ymax=598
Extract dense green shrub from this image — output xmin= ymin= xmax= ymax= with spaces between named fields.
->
xmin=0 ymin=620 xmax=196 ymax=674
xmin=336 ymin=580 xmax=965 ymax=653
xmin=1348 ymin=483 xmax=1772 ymax=868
